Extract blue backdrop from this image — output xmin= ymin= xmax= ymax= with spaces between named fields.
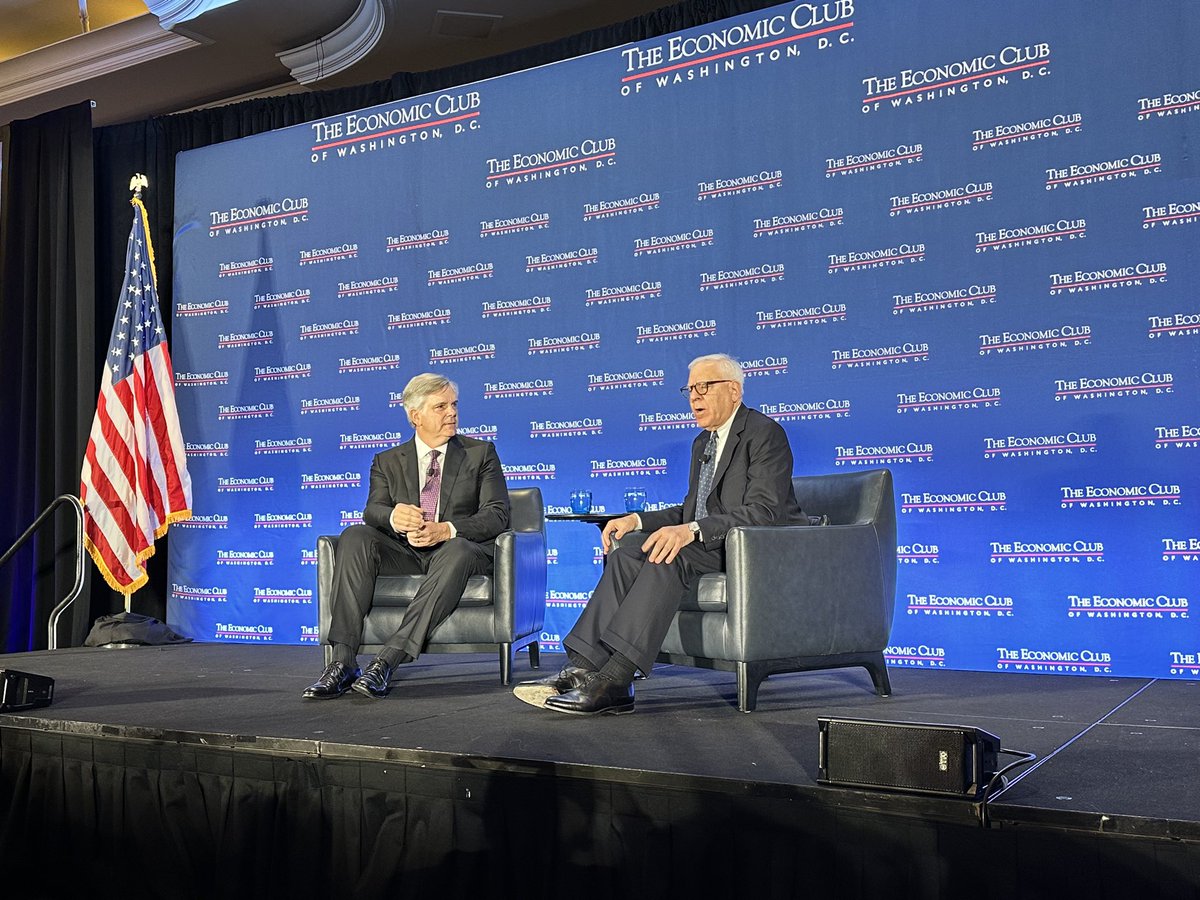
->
xmin=170 ymin=0 xmax=1199 ymax=679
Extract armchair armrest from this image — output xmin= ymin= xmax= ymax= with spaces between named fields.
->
xmin=493 ymin=529 xmax=548 ymax=637
xmin=723 ymin=523 xmax=894 ymax=660
xmin=316 ymin=534 xmax=339 ymax=643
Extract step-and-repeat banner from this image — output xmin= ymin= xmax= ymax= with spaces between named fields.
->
xmin=170 ymin=0 xmax=1199 ymax=679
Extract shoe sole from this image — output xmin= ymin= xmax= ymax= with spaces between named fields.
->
xmin=512 ymin=683 xmax=562 ymax=708
xmin=350 ymin=680 xmax=389 ymax=699
xmin=544 ymin=701 xmax=635 ymax=716
xmin=301 ymin=689 xmax=348 ymax=699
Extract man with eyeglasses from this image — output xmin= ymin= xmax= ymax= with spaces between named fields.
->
xmin=514 ymin=352 xmax=806 ymax=715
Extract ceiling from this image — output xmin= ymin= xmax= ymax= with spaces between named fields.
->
xmin=0 ymin=0 xmax=675 ymax=128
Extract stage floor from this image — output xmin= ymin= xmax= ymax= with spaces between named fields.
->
xmin=2 ymin=642 xmax=1198 ymax=842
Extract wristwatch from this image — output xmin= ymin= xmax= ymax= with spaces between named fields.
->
xmin=688 ymin=521 xmax=702 ymax=540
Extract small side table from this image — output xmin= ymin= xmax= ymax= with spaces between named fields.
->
xmin=545 ymin=513 xmax=623 ymax=529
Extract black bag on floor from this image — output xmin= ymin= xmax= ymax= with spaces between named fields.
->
xmin=83 ymin=611 xmax=192 ymax=647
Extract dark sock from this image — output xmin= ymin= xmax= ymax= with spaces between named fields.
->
xmin=566 ymin=648 xmax=597 ymax=671
xmin=598 ymin=651 xmax=638 ymax=687
xmin=377 ymin=646 xmax=412 ymax=667
xmin=330 ymin=643 xmax=357 ymax=667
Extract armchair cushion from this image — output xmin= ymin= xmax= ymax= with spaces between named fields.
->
xmin=368 ymin=576 xmax=493 ymax=607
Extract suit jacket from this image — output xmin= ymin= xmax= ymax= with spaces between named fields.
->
xmin=362 ymin=435 xmax=510 ymax=557
xmin=639 ymin=404 xmax=805 ymax=550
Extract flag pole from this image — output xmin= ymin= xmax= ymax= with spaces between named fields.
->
xmin=125 ymin=173 xmax=148 ymax=614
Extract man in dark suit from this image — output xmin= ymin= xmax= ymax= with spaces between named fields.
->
xmin=303 ymin=373 xmax=510 ymax=700
xmin=515 ymin=352 xmax=806 ymax=715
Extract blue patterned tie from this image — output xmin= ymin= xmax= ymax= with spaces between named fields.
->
xmin=695 ymin=431 xmax=718 ymax=519
xmin=420 ymin=449 xmax=441 ymax=522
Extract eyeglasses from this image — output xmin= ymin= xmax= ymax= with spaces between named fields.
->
xmin=679 ymin=380 xmax=732 ymax=396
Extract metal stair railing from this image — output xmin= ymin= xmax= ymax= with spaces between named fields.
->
xmin=0 ymin=494 xmax=86 ymax=650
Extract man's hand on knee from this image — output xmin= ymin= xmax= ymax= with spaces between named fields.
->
xmin=601 ymin=513 xmax=640 ymax=554
xmin=641 ymin=524 xmax=695 ymax=565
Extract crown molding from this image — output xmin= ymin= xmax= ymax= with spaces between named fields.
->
xmin=0 ymin=15 xmax=198 ymax=108
xmin=276 ymin=0 xmax=386 ymax=85
xmin=143 ymin=0 xmax=244 ymax=32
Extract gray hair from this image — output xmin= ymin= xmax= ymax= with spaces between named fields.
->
xmin=401 ymin=373 xmax=458 ymax=424
xmin=689 ymin=353 xmax=745 ymax=387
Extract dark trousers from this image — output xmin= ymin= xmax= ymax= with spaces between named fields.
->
xmin=326 ymin=523 xmax=492 ymax=660
xmin=564 ymin=541 xmax=724 ymax=675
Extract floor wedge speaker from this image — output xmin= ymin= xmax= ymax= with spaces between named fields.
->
xmin=818 ymin=717 xmax=999 ymax=799
xmin=0 ymin=669 xmax=55 ymax=713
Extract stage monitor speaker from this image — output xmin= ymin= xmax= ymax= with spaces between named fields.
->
xmin=817 ymin=717 xmax=999 ymax=799
xmin=0 ymin=669 xmax=55 ymax=713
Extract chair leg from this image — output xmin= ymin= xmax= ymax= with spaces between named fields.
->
xmin=735 ymin=661 xmax=769 ymax=713
xmin=865 ymin=653 xmax=892 ymax=697
xmin=498 ymin=644 xmax=513 ymax=685
xmin=528 ymin=640 xmax=540 ymax=670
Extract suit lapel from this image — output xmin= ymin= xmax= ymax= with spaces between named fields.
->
xmin=438 ymin=436 xmax=465 ymax=511
xmin=689 ymin=431 xmax=708 ymax=479
xmin=710 ymin=404 xmax=747 ymax=492
xmin=397 ymin=440 xmax=421 ymax=505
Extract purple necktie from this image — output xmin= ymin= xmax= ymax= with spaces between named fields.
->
xmin=420 ymin=449 xmax=441 ymax=521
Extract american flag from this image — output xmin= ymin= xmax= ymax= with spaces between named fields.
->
xmin=80 ymin=196 xmax=192 ymax=596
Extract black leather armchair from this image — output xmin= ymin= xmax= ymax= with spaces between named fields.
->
xmin=316 ymin=486 xmax=547 ymax=684
xmin=643 ymin=468 xmax=897 ymax=711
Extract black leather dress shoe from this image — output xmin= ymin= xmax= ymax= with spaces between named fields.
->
xmin=512 ymin=665 xmax=593 ymax=708
xmin=302 ymin=661 xmax=360 ymax=699
xmin=544 ymin=672 xmax=634 ymax=716
xmin=351 ymin=658 xmax=395 ymax=699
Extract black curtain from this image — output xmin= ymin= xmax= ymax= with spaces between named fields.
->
xmin=1 ymin=0 xmax=774 ymax=649
xmin=6 ymin=726 xmax=1195 ymax=899
xmin=0 ymin=101 xmax=97 ymax=652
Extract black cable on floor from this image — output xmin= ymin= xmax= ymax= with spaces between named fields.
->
xmin=974 ymin=748 xmax=1038 ymax=827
